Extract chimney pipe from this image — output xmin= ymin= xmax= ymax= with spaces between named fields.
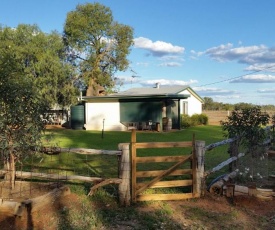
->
xmin=155 ymin=82 xmax=160 ymax=89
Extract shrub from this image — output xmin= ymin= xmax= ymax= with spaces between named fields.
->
xmin=191 ymin=114 xmax=200 ymax=126
xmin=199 ymin=113 xmax=209 ymax=125
xmin=181 ymin=113 xmax=209 ymax=128
xmin=221 ymin=106 xmax=270 ymax=181
xmin=181 ymin=114 xmax=191 ymax=128
xmin=191 ymin=113 xmax=209 ymax=126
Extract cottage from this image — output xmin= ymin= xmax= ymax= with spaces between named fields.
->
xmin=73 ymin=85 xmax=204 ymax=131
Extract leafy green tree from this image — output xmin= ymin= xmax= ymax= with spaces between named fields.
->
xmin=202 ymin=97 xmax=214 ymax=110
xmin=0 ymin=24 xmax=77 ymax=188
xmin=221 ymin=106 xmax=269 ymax=144
xmin=202 ymin=97 xmax=226 ymax=110
xmin=63 ymin=2 xmax=134 ymax=96
xmin=221 ymin=106 xmax=270 ymax=173
xmin=0 ymin=24 xmax=78 ymax=108
xmin=0 ymin=77 xmax=47 ymax=188
xmin=234 ymin=102 xmax=254 ymax=110
xmin=222 ymin=103 xmax=234 ymax=111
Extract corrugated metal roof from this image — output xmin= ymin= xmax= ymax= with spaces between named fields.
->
xmin=80 ymin=85 xmax=205 ymax=102
xmin=81 ymin=93 xmax=190 ymax=102
xmin=114 ymin=85 xmax=190 ymax=96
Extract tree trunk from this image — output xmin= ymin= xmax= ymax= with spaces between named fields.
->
xmin=4 ymin=153 xmax=16 ymax=190
xmin=86 ymin=85 xmax=96 ymax=96
xmin=86 ymin=78 xmax=105 ymax=96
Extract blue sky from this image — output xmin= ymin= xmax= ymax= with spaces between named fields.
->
xmin=1 ymin=0 xmax=275 ymax=104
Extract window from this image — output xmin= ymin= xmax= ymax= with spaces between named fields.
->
xmin=182 ymin=102 xmax=188 ymax=115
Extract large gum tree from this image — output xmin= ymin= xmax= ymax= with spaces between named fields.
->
xmin=63 ymin=2 xmax=134 ymax=96
xmin=0 ymin=24 xmax=78 ymax=189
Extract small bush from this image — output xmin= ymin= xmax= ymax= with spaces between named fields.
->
xmin=191 ymin=114 xmax=200 ymax=126
xmin=181 ymin=114 xmax=191 ymax=128
xmin=199 ymin=113 xmax=209 ymax=125
xmin=181 ymin=114 xmax=209 ymax=128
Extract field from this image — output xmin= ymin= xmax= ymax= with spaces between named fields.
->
xmin=1 ymin=126 xmax=275 ymax=229
xmin=203 ymin=110 xmax=230 ymax=125
xmin=203 ymin=110 xmax=275 ymax=126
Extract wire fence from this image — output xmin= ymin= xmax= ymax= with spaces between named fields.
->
xmin=0 ymin=150 xmax=119 ymax=200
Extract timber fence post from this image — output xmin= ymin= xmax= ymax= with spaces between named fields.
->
xmin=195 ymin=140 xmax=205 ymax=197
xmin=118 ymin=143 xmax=131 ymax=206
xmin=228 ymin=141 xmax=239 ymax=171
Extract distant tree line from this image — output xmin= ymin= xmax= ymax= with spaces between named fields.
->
xmin=202 ymin=97 xmax=275 ymax=111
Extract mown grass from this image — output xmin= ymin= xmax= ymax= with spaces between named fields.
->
xmin=43 ymin=125 xmax=224 ymax=149
xmin=16 ymin=126 xmax=231 ymax=229
xmin=15 ymin=125 xmax=274 ymax=229
xmin=41 ymin=125 xmax=229 ymax=183
xmin=37 ymin=126 xmax=231 ymax=200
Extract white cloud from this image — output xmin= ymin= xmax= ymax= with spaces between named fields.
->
xmin=190 ymin=49 xmax=204 ymax=57
xmin=115 ymin=76 xmax=197 ymax=87
xmin=230 ymin=74 xmax=275 ymax=83
xmin=160 ymin=55 xmax=185 ymax=62
xmin=140 ymin=79 xmax=197 ymax=87
xmin=257 ymin=88 xmax=275 ymax=93
xmin=202 ymin=43 xmax=275 ymax=65
xmin=114 ymin=75 xmax=141 ymax=85
xmin=211 ymin=95 xmax=242 ymax=103
xmin=194 ymin=87 xmax=236 ymax=96
xmin=245 ymin=63 xmax=275 ymax=72
xmin=194 ymin=87 xmax=243 ymax=103
xmin=158 ymin=62 xmax=182 ymax=67
xmin=134 ymin=37 xmax=185 ymax=57
xmin=214 ymin=95 xmax=241 ymax=99
xmin=158 ymin=55 xmax=184 ymax=67
xmin=136 ymin=62 xmax=149 ymax=67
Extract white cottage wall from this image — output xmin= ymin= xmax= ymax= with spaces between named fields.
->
xmin=179 ymin=89 xmax=202 ymax=116
xmin=85 ymin=102 xmax=126 ymax=131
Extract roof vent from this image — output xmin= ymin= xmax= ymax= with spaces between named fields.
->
xmin=155 ymin=82 xmax=160 ymax=89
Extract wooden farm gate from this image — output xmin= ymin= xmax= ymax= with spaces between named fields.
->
xmin=131 ymin=130 xmax=201 ymax=202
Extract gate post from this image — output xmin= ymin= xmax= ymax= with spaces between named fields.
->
xmin=195 ymin=140 xmax=205 ymax=197
xmin=118 ymin=143 xmax=131 ymax=206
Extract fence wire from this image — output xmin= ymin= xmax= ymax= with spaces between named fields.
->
xmin=0 ymin=150 xmax=118 ymax=200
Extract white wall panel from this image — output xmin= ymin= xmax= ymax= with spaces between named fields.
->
xmin=85 ymin=102 xmax=126 ymax=131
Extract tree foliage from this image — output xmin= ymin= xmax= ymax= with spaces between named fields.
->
xmin=203 ymin=96 xmax=275 ymax=111
xmin=202 ymin=97 xmax=234 ymax=111
xmin=0 ymin=24 xmax=78 ymax=188
xmin=0 ymin=77 xmax=46 ymax=153
xmin=0 ymin=24 xmax=78 ymax=108
xmin=221 ymin=106 xmax=270 ymax=156
xmin=0 ymin=76 xmax=47 ymax=188
xmin=63 ymin=2 xmax=134 ymax=96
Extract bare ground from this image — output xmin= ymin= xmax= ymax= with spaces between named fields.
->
xmin=0 ymin=182 xmax=274 ymax=230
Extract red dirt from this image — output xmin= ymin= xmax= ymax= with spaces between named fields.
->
xmin=1 ymin=190 xmax=274 ymax=230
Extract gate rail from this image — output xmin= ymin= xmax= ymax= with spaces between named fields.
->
xmin=130 ymin=130 xmax=205 ymax=202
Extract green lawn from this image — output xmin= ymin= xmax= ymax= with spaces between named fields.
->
xmin=43 ymin=125 xmax=225 ymax=149
xmin=8 ymin=125 xmax=273 ymax=230
xmin=39 ymin=126 xmax=229 ymax=183
xmin=14 ymin=126 xmax=275 ymax=229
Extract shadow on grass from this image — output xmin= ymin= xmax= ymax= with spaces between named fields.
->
xmin=88 ymin=185 xmax=188 ymax=229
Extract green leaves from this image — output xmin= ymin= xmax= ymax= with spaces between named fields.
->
xmin=221 ymin=106 xmax=270 ymax=149
xmin=63 ymin=2 xmax=134 ymax=96
xmin=0 ymin=24 xmax=78 ymax=174
xmin=0 ymin=24 xmax=78 ymax=108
